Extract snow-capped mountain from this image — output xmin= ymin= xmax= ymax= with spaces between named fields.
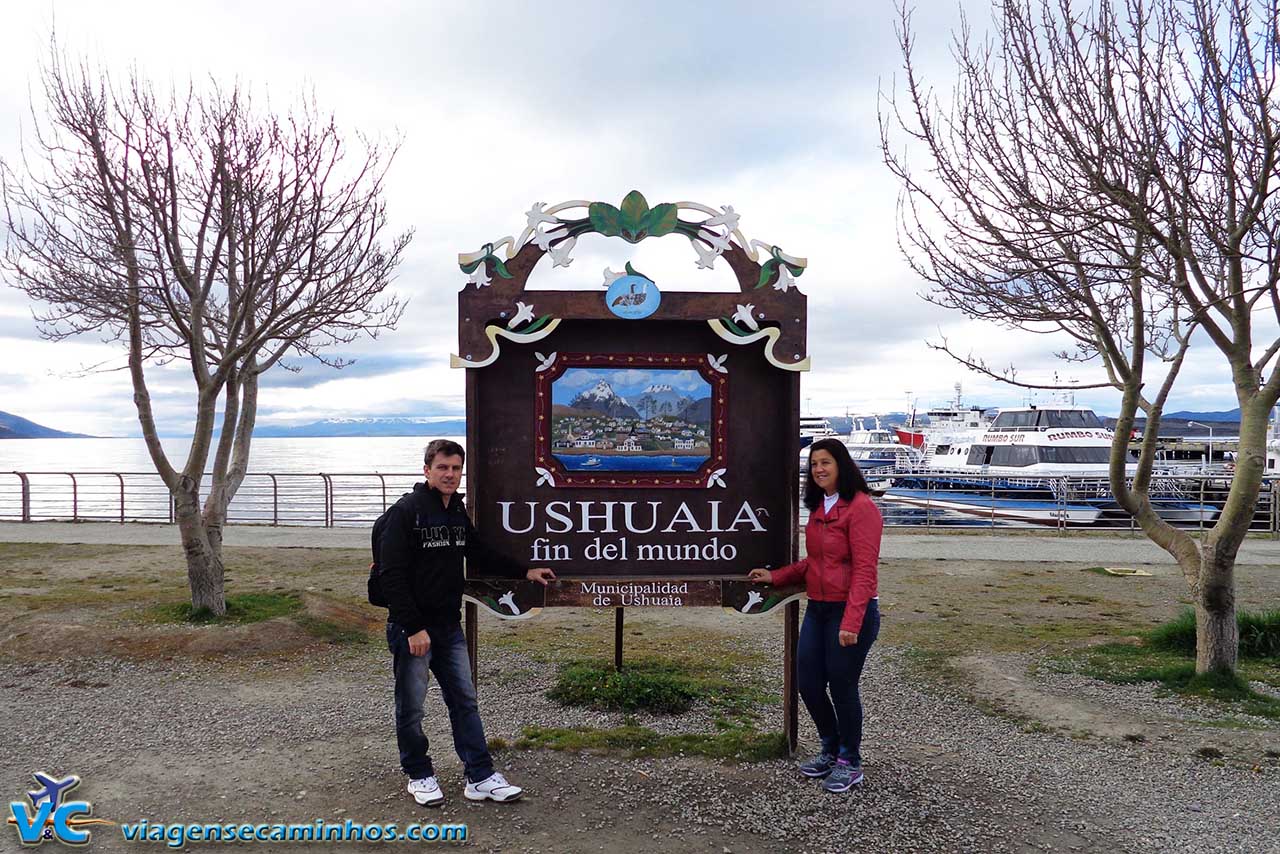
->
xmin=634 ymin=384 xmax=694 ymax=420
xmin=568 ymin=381 xmax=639 ymax=419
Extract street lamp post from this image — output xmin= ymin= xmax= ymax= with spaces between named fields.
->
xmin=1189 ymin=420 xmax=1214 ymax=471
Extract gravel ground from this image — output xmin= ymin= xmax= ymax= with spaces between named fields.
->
xmin=3 ymin=620 xmax=1278 ymax=854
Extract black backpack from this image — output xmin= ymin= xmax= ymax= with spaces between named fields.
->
xmin=367 ymin=493 xmax=413 ymax=607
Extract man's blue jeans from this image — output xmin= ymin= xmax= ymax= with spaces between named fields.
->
xmin=796 ymin=599 xmax=880 ymax=766
xmin=387 ymin=620 xmax=493 ymax=783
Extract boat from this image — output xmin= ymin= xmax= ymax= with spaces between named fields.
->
xmin=894 ymin=384 xmax=995 ymax=451
xmin=582 ymin=456 xmax=602 ymax=468
xmin=1268 ymin=406 xmax=1280 ymax=475
xmin=886 ymin=403 xmax=1221 ymax=527
xmin=799 ymin=415 xmax=838 ymax=448
xmin=801 ymin=416 xmax=923 ymax=474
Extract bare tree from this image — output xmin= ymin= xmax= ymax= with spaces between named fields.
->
xmin=1 ymin=50 xmax=410 ymax=614
xmin=881 ymin=0 xmax=1280 ymax=673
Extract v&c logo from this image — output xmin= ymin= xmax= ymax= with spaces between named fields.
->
xmin=8 ymin=772 xmax=112 ymax=847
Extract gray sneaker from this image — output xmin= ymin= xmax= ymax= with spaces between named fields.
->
xmin=798 ymin=752 xmax=837 ymax=778
xmin=822 ymin=760 xmax=864 ymax=793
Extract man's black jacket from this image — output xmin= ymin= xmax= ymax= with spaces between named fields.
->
xmin=379 ymin=483 xmax=524 ymax=634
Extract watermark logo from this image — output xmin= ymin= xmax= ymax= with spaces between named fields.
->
xmin=8 ymin=772 xmax=111 ymax=847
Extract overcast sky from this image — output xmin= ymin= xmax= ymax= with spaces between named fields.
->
xmin=0 ymin=1 xmax=1261 ymax=437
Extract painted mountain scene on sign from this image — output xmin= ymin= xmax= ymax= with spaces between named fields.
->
xmin=551 ymin=368 xmax=712 ymax=472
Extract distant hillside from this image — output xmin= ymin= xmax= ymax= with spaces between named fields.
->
xmin=0 ymin=410 xmax=91 ymax=439
xmin=679 ymin=397 xmax=712 ymax=424
xmin=253 ymin=417 xmax=466 ymax=438
xmin=1163 ymin=408 xmax=1241 ymax=422
xmin=1103 ymin=417 xmax=1241 ymax=438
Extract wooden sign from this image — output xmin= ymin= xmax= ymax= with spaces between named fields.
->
xmin=462 ymin=577 xmax=805 ymax=618
xmin=456 ymin=192 xmax=807 ymax=580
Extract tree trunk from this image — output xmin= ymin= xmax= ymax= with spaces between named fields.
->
xmin=1194 ymin=546 xmax=1238 ymax=674
xmin=174 ymin=484 xmax=226 ymax=615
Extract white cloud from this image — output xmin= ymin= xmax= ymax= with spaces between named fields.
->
xmin=0 ymin=0 xmax=1270 ymax=442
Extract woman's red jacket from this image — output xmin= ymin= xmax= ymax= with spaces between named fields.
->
xmin=770 ymin=491 xmax=881 ymax=636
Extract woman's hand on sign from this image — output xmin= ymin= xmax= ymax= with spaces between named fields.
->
xmin=408 ymin=630 xmax=431 ymax=657
xmin=527 ymin=567 xmax=556 ymax=586
xmin=838 ymin=631 xmax=857 ymax=648
xmin=747 ymin=568 xmax=773 ymax=584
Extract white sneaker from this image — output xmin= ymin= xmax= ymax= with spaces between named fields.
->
xmin=464 ymin=771 xmax=523 ymax=802
xmin=407 ymin=775 xmax=444 ymax=806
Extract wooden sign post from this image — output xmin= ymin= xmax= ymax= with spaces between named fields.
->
xmin=453 ymin=192 xmax=809 ymax=751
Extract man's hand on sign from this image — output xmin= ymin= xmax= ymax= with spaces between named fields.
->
xmin=747 ymin=568 xmax=772 ymax=584
xmin=527 ymin=567 xmax=556 ymax=586
xmin=408 ymin=629 xmax=431 ymax=657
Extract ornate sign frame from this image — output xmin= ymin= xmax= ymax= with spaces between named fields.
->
xmin=453 ymin=191 xmax=809 ymax=751
xmin=533 ymin=351 xmax=728 ymax=489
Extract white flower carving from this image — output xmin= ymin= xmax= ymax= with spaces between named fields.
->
xmin=774 ymin=265 xmax=796 ymax=292
xmin=535 ymin=467 xmax=555 ymax=487
xmin=731 ymin=304 xmax=759 ymax=331
xmin=535 ymin=351 xmax=558 ymax=372
xmin=532 ymin=227 xmax=566 ymax=251
xmin=698 ymin=228 xmax=733 ymax=253
xmin=467 ymin=265 xmax=492 ymax=288
xmin=497 ymin=590 xmax=521 ymax=615
xmin=707 ymin=468 xmax=728 ymax=488
xmin=526 ymin=202 xmax=559 ymax=229
xmin=548 ymin=235 xmax=576 ymax=268
xmin=507 ymin=301 xmax=536 ymax=329
xmin=707 ymin=353 xmax=728 ymax=374
xmin=702 ymin=205 xmax=740 ymax=233
xmin=691 ymin=238 xmax=719 ymax=270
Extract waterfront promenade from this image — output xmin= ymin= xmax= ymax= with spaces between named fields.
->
xmin=3 ymin=520 xmax=1279 ymax=564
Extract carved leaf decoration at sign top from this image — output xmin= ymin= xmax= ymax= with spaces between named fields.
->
xmin=589 ymin=191 xmax=680 ymax=243
xmin=457 ymin=192 xmax=808 ymax=282
xmin=453 ymin=191 xmax=810 ymax=371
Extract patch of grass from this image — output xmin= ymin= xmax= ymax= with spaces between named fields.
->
xmin=1067 ymin=643 xmax=1280 ymax=720
xmin=1080 ymin=567 xmax=1110 ymax=576
xmin=515 ymin=724 xmax=788 ymax=762
xmin=293 ymin=614 xmax=371 ymax=646
xmin=1147 ymin=608 xmax=1280 ymax=659
xmin=547 ymin=657 xmax=760 ymax=717
xmin=486 ymin=618 xmax=767 ymax=671
xmin=145 ymin=591 xmax=302 ymax=625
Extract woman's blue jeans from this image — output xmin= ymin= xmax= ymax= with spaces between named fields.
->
xmin=387 ymin=620 xmax=493 ymax=783
xmin=796 ymin=598 xmax=880 ymax=766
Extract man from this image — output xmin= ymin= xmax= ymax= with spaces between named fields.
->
xmin=380 ymin=439 xmax=555 ymax=806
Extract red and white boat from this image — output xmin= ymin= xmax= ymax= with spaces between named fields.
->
xmin=894 ymin=384 xmax=994 ymax=451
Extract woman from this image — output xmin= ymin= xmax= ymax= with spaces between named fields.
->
xmin=748 ymin=437 xmax=881 ymax=793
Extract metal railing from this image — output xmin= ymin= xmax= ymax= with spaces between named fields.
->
xmin=2 ymin=469 xmax=1277 ymax=534
xmin=0 ymin=471 xmax=429 ymax=527
xmin=803 ymin=471 xmax=1280 ymax=534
